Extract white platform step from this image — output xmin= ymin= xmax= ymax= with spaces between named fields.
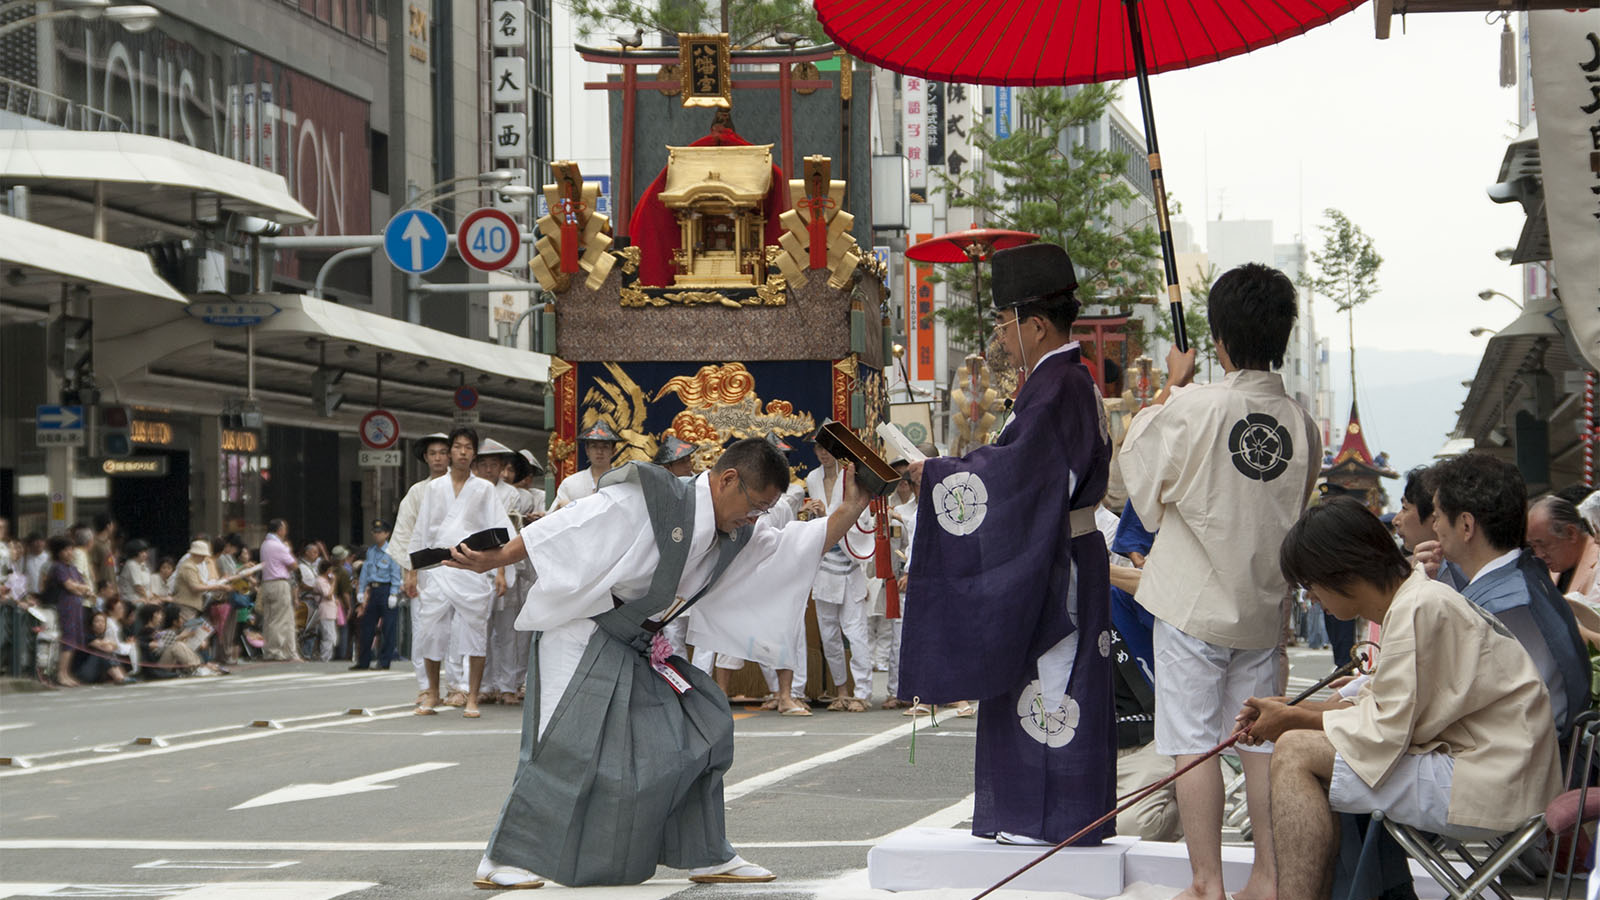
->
xmin=867 ymin=828 xmax=1461 ymax=898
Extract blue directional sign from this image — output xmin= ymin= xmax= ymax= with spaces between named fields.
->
xmin=383 ymin=209 xmax=448 ymax=275
xmin=36 ymin=405 xmax=84 ymax=447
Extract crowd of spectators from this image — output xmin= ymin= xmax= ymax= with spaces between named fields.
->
xmin=0 ymin=513 xmax=380 ymax=687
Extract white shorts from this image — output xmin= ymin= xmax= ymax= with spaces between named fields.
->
xmin=1329 ymin=751 xmax=1500 ymax=841
xmin=1153 ymin=619 xmax=1277 ymax=755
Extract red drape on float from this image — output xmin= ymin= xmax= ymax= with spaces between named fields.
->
xmin=626 ymin=128 xmax=792 ymax=287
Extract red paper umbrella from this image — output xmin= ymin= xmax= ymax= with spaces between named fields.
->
xmin=815 ymin=0 xmax=1364 ymax=351
xmin=907 ymin=229 xmax=1039 ymax=332
xmin=905 ymin=228 xmax=1038 ymax=264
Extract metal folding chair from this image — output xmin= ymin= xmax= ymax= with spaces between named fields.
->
xmin=1379 ymin=811 xmax=1548 ymax=900
xmin=1545 ymin=710 xmax=1600 ymax=899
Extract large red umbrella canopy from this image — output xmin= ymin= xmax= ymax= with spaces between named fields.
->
xmin=814 ymin=0 xmax=1364 ymax=86
xmin=906 ymin=228 xmax=1038 ymax=263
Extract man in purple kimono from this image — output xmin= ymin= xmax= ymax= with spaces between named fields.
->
xmin=901 ymin=241 xmax=1114 ymax=845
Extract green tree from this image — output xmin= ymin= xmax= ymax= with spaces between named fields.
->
xmin=929 ymin=84 xmax=1164 ymax=351
xmin=1307 ymin=208 xmax=1382 ymax=395
xmin=566 ymin=0 xmax=827 ymax=49
xmin=1150 ymin=262 xmax=1219 ymax=380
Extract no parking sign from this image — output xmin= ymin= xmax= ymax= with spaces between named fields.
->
xmin=457 ymin=207 xmax=522 ymax=272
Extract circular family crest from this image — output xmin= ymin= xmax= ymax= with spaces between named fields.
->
xmin=1016 ymin=680 xmax=1080 ymax=748
xmin=932 ymin=471 xmax=988 ymax=536
xmin=1228 ymin=412 xmax=1294 ymax=482
xmin=1098 ymin=630 xmax=1113 ymax=658
xmin=901 ymin=421 xmax=929 ymax=445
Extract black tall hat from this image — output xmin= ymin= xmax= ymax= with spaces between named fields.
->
xmin=991 ymin=242 xmax=1078 ymax=310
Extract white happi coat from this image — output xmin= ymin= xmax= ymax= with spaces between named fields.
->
xmin=805 ymin=466 xmax=874 ymax=604
xmin=408 ymin=473 xmax=504 ymax=611
xmin=516 ymin=472 xmax=829 ymax=737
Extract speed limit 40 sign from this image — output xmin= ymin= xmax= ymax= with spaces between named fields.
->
xmin=457 ymin=207 xmax=522 ymax=271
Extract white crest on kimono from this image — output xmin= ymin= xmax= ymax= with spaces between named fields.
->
xmin=933 ymin=471 xmax=988 ymax=536
xmin=1017 ymin=680 xmax=1079 ymax=748
xmin=671 ymin=526 xmax=684 ymax=543
xmin=1097 ymin=630 xmax=1112 ymax=657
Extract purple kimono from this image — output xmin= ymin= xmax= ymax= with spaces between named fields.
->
xmin=900 ymin=345 xmax=1115 ymax=844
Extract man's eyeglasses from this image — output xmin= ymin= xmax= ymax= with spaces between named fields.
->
xmin=992 ymin=313 xmax=1019 ymax=332
xmin=738 ymin=477 xmax=779 ymax=514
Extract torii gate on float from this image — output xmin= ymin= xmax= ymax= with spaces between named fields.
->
xmin=574 ymin=40 xmax=844 ymax=241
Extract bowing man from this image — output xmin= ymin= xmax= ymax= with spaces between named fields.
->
xmin=407 ymin=427 xmax=505 ymax=718
xmin=450 ymin=438 xmax=872 ymax=889
xmin=900 ymin=241 xmax=1116 ymax=845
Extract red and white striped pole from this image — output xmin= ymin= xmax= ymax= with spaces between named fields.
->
xmin=1585 ymin=370 xmax=1595 ymax=489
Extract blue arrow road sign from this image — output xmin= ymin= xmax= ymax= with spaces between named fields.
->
xmin=383 ymin=209 xmax=448 ymax=275
xmin=36 ymin=405 xmax=83 ymax=430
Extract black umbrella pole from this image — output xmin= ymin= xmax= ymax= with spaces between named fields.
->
xmin=1123 ymin=0 xmax=1188 ymax=353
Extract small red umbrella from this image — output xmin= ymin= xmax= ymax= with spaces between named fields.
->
xmin=906 ymin=228 xmax=1038 ymax=318
xmin=816 ymin=0 xmax=1364 ymax=350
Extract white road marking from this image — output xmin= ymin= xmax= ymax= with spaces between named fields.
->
xmin=134 ymin=860 xmax=299 ymax=870
xmin=0 ymin=710 xmax=418 ymax=778
xmin=0 ymin=885 xmax=371 ymax=900
xmin=0 ymin=723 xmax=33 ymax=733
xmin=230 ymin=762 xmax=458 ymax=810
xmin=724 ymin=720 xmax=919 ymax=801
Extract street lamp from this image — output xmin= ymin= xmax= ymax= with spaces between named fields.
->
xmin=1470 ymin=327 xmax=1497 ymax=337
xmin=1478 ymin=288 xmax=1522 ymax=310
xmin=0 ymin=2 xmax=157 ymax=38
xmin=403 ymin=170 xmax=519 ymax=210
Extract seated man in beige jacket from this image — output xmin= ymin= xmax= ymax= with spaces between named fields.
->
xmin=1240 ymin=497 xmax=1564 ymax=900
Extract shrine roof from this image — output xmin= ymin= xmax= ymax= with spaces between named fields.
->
xmin=659 ymin=144 xmax=775 ymax=206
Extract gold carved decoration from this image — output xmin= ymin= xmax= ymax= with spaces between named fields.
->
xmin=581 ymin=362 xmax=658 ymax=464
xmin=656 ymin=63 xmax=682 ymax=96
xmin=794 ymin=61 xmax=820 ymax=95
xmin=656 ymin=363 xmax=756 ymax=408
xmin=547 ymin=357 xmax=574 ymax=382
xmin=548 ymin=435 xmax=576 ymax=464
xmin=619 ymin=283 xmax=787 ymax=308
xmin=619 ymin=246 xmax=641 ymax=275
xmin=833 ymin=355 xmax=859 ymax=388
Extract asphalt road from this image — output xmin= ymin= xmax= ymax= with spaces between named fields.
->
xmin=0 ymin=658 xmax=988 ymax=900
xmin=0 ymin=647 xmax=1352 ymax=900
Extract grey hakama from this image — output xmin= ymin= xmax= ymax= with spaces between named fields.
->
xmin=486 ymin=463 xmax=824 ymax=886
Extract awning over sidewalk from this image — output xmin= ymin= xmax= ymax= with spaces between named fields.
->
xmin=0 ymin=214 xmax=187 ymax=316
xmin=0 ymin=130 xmax=315 ymax=236
xmin=93 ymin=293 xmax=550 ymax=447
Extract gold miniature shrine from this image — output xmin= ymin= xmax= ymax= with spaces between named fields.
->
xmin=657 ymin=143 xmax=776 ymax=287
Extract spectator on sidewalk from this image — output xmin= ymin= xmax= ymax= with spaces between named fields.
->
xmin=313 ymin=559 xmax=341 ymax=662
xmin=258 ymin=519 xmax=299 ymax=661
xmin=1528 ymin=494 xmax=1598 ymax=599
xmin=1432 ymin=453 xmax=1590 ymax=738
xmin=42 ymin=535 xmax=93 ymax=686
xmin=118 ymin=539 xmax=153 ymax=609
xmin=149 ymin=557 xmax=175 ymax=602
xmin=73 ymin=610 xmax=133 ymax=685
xmin=173 ymin=540 xmax=227 ymax=630
xmin=89 ymin=514 xmax=118 ymax=590
xmin=23 ymin=533 xmax=48 ymax=600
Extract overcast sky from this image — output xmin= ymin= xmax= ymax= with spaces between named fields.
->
xmin=1133 ymin=9 xmax=1527 ymax=357
xmin=1115 ymin=9 xmax=1527 ymax=480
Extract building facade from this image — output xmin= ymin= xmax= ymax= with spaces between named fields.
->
xmin=0 ymin=1 xmax=554 ymax=556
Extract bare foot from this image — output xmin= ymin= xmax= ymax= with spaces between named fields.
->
xmin=776 ymin=697 xmax=808 ymax=714
xmin=1169 ymin=883 xmax=1227 ymax=900
xmin=418 ymin=690 xmax=440 ymax=709
xmin=57 ymin=673 xmax=81 ymax=687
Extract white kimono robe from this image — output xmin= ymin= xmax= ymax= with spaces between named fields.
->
xmin=407 ymin=473 xmax=504 ymax=660
xmin=516 ymin=472 xmax=829 ymax=738
xmin=552 ymin=467 xmax=602 ymax=510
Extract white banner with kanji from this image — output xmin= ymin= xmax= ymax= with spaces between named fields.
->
xmin=1532 ymin=10 xmax=1600 ymax=370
